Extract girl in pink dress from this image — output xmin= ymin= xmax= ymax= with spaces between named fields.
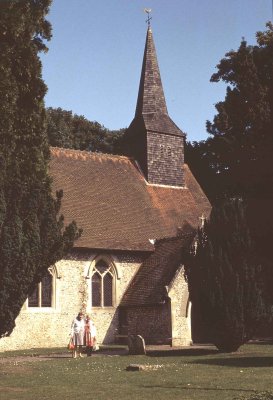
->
xmin=84 ymin=315 xmax=96 ymax=356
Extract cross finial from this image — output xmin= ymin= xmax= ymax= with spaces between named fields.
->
xmin=199 ymin=214 xmax=206 ymax=228
xmin=193 ymin=240 xmax=198 ymax=255
xmin=144 ymin=8 xmax=152 ymax=27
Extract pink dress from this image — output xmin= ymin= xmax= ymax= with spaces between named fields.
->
xmin=84 ymin=319 xmax=96 ymax=347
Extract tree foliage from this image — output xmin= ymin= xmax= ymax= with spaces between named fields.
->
xmin=185 ymin=23 xmax=273 ymax=316
xmin=185 ymin=22 xmax=273 ymax=202
xmin=46 ymin=107 xmax=125 ymax=154
xmin=185 ymin=199 xmax=268 ymax=352
xmin=0 ymin=0 xmax=80 ymax=338
xmin=185 ymin=140 xmax=225 ymax=203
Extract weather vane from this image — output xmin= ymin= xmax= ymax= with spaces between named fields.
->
xmin=144 ymin=8 xmax=152 ymax=27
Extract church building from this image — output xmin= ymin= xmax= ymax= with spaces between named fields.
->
xmin=0 ymin=25 xmax=210 ymax=351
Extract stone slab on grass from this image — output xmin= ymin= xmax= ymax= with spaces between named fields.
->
xmin=126 ymin=363 xmax=163 ymax=371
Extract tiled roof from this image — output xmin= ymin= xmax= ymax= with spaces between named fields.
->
xmin=131 ymin=113 xmax=184 ymax=137
xmin=120 ymin=223 xmax=196 ymax=306
xmin=50 ymin=147 xmax=211 ymax=251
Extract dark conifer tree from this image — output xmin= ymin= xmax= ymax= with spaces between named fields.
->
xmin=0 ymin=0 xmax=80 ymax=338
xmin=205 ymin=22 xmax=273 ymax=305
xmin=185 ymin=199 xmax=267 ymax=352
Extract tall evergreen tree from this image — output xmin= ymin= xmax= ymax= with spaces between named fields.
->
xmin=205 ymin=22 xmax=273 ymax=305
xmin=0 ymin=0 xmax=80 ymax=338
xmin=185 ymin=199 xmax=267 ymax=352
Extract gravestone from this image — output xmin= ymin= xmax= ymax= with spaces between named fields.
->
xmin=128 ymin=335 xmax=146 ymax=355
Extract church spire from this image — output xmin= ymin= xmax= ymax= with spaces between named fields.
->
xmin=135 ymin=26 xmax=168 ymax=117
xmin=124 ymin=22 xmax=185 ymax=187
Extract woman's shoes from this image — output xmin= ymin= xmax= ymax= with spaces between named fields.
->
xmin=72 ymin=350 xmax=84 ymax=358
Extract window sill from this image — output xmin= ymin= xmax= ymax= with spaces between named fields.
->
xmin=22 ymin=307 xmax=57 ymax=313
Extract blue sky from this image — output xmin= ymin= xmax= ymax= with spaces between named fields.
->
xmin=41 ymin=0 xmax=272 ymax=142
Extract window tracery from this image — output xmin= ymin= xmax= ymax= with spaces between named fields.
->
xmin=28 ymin=268 xmax=55 ymax=308
xmin=91 ymin=259 xmax=115 ymax=307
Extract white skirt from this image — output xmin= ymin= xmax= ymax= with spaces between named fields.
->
xmin=73 ymin=332 xmax=84 ymax=346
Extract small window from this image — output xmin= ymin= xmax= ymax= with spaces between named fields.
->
xmin=28 ymin=270 xmax=53 ymax=308
xmin=159 ymin=144 xmax=164 ymax=157
xmin=167 ymin=146 xmax=172 ymax=157
xmin=91 ymin=260 xmax=114 ymax=307
xmin=92 ymin=272 xmax=101 ymax=307
xmin=104 ymin=273 xmax=113 ymax=307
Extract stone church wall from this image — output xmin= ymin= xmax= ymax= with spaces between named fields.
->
xmin=0 ymin=252 xmax=143 ymax=351
xmin=124 ymin=265 xmax=191 ymax=346
xmin=168 ymin=264 xmax=192 ymax=346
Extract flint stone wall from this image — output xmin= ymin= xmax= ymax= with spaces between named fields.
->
xmin=0 ymin=252 xmax=142 ymax=351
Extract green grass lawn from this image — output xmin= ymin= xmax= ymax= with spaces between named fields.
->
xmin=1 ymin=344 xmax=273 ymax=400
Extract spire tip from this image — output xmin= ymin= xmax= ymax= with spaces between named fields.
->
xmin=144 ymin=8 xmax=152 ymax=28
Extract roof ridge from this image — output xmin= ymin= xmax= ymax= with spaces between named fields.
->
xmin=50 ymin=147 xmax=132 ymax=161
xmin=154 ymin=225 xmax=197 ymax=246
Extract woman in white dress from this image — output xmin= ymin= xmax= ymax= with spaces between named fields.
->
xmin=70 ymin=312 xmax=85 ymax=358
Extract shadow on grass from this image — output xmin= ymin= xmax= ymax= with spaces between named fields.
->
xmin=147 ymin=348 xmax=219 ymax=358
xmin=0 ymin=345 xmax=129 ymax=359
xmin=248 ymin=339 xmax=273 ymax=345
xmin=191 ymin=356 xmax=273 ymax=368
xmin=139 ymin=384 xmax=255 ymax=393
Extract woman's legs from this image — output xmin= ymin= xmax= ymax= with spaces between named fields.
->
xmin=72 ymin=335 xmax=84 ymax=358
xmin=86 ymin=346 xmax=93 ymax=356
xmin=72 ymin=335 xmax=78 ymax=358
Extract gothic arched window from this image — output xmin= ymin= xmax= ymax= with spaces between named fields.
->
xmin=159 ymin=144 xmax=164 ymax=157
xmin=28 ymin=269 xmax=54 ymax=308
xmin=167 ymin=146 xmax=172 ymax=157
xmin=91 ymin=260 xmax=114 ymax=307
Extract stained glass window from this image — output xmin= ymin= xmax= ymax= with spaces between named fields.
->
xmin=28 ymin=270 xmax=53 ymax=308
xmin=41 ymin=274 xmax=52 ymax=307
xmin=28 ymin=285 xmax=39 ymax=307
xmin=104 ymin=273 xmax=113 ymax=307
xmin=91 ymin=260 xmax=114 ymax=307
xmin=96 ymin=260 xmax=108 ymax=274
xmin=92 ymin=273 xmax=101 ymax=307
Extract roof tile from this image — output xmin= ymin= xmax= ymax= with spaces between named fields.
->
xmin=50 ymin=147 xmax=211 ymax=251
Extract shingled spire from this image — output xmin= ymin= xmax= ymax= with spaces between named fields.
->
xmin=124 ymin=25 xmax=185 ymax=187
xmin=135 ymin=26 xmax=168 ymax=117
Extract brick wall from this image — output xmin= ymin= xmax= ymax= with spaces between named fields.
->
xmin=126 ymin=303 xmax=172 ymax=345
xmin=124 ymin=266 xmax=192 ymax=346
